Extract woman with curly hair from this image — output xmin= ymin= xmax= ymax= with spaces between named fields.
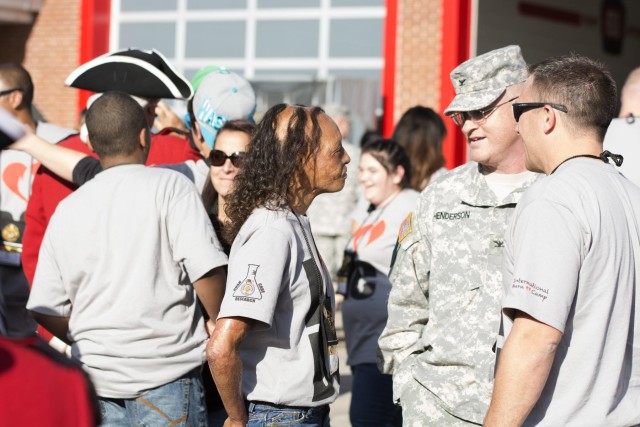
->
xmin=208 ymin=104 xmax=350 ymax=427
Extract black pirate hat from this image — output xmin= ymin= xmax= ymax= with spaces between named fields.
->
xmin=65 ymin=48 xmax=192 ymax=100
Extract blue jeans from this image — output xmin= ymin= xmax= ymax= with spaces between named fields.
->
xmin=247 ymin=402 xmax=330 ymax=427
xmin=99 ymin=369 xmax=207 ymax=427
xmin=350 ymin=363 xmax=402 ymax=427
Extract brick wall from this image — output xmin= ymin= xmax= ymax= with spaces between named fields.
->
xmin=393 ymin=0 xmax=443 ymax=124
xmin=23 ymin=0 xmax=82 ymax=129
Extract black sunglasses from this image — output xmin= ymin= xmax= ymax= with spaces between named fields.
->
xmin=209 ymin=149 xmax=246 ymax=167
xmin=512 ymin=102 xmax=568 ymax=122
xmin=450 ymin=97 xmax=519 ymax=127
xmin=0 ymin=88 xmax=22 ymax=97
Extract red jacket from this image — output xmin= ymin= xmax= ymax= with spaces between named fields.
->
xmin=0 ymin=335 xmax=100 ymax=426
xmin=22 ymin=132 xmax=201 ymax=286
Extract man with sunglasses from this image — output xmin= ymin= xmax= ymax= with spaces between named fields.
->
xmin=378 ymin=45 xmax=540 ymax=426
xmin=0 ymin=63 xmax=76 ymax=339
xmin=485 ymin=55 xmax=640 ymax=427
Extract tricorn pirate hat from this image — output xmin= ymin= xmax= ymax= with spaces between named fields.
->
xmin=65 ymin=48 xmax=193 ymax=100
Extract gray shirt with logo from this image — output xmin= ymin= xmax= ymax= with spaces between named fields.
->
xmin=501 ymin=159 xmax=640 ymax=427
xmin=218 ymin=207 xmax=339 ymax=407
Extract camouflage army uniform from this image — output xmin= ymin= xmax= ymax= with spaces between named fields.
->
xmin=378 ymin=161 xmax=539 ymax=426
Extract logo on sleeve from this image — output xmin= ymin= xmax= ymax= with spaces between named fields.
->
xmin=512 ymin=277 xmax=549 ymax=302
xmin=397 ymin=212 xmax=413 ymax=243
xmin=233 ymin=264 xmax=265 ymax=302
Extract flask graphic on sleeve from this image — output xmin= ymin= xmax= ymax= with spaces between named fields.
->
xmin=233 ymin=264 xmax=264 ymax=301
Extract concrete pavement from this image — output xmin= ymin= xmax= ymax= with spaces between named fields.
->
xmin=330 ymin=308 xmax=352 ymax=427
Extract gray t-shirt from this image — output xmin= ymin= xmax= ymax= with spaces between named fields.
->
xmin=500 ymin=158 xmax=640 ymax=426
xmin=218 ymin=207 xmax=340 ymax=407
xmin=28 ymin=165 xmax=228 ymax=398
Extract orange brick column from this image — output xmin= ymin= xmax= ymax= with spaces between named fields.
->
xmin=383 ymin=0 xmax=472 ymax=168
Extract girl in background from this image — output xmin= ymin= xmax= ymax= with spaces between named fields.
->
xmin=341 ymin=139 xmax=418 ymax=427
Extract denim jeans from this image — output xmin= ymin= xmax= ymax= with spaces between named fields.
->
xmin=99 ymin=369 xmax=207 ymax=427
xmin=350 ymin=363 xmax=402 ymax=427
xmin=247 ymin=401 xmax=330 ymax=427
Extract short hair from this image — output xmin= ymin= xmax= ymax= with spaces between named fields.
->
xmin=85 ymin=91 xmax=148 ymax=158
xmin=0 ymin=63 xmax=34 ymax=109
xmin=223 ymin=104 xmax=325 ymax=241
xmin=528 ymin=54 xmax=617 ymax=140
xmin=392 ymin=106 xmax=446 ymax=191
xmin=361 ymin=139 xmax=412 ymax=189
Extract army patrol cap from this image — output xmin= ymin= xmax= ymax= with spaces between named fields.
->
xmin=444 ymin=45 xmax=528 ymax=115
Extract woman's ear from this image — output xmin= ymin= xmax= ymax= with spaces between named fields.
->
xmin=391 ymin=165 xmax=405 ymax=185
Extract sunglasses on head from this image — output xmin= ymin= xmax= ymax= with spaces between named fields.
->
xmin=209 ymin=149 xmax=246 ymax=167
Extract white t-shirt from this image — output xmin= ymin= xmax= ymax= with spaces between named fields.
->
xmin=483 ymin=169 xmax=538 ymax=202
xmin=27 ymin=164 xmax=228 ymax=398
xmin=218 ymin=207 xmax=340 ymax=407
xmin=500 ymin=158 xmax=640 ymax=426
xmin=603 ymin=117 xmax=640 ymax=187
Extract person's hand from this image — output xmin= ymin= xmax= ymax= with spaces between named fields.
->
xmin=223 ymin=416 xmax=248 ymax=427
xmin=154 ymin=101 xmax=187 ymax=132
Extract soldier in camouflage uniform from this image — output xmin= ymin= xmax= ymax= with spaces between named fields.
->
xmin=377 ymin=45 xmax=540 ymax=426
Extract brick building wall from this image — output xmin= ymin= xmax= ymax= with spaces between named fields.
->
xmin=393 ymin=0 xmax=443 ymax=123
xmin=24 ymin=0 xmax=82 ymax=129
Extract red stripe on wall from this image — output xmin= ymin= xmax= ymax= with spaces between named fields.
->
xmin=439 ymin=0 xmax=472 ymax=168
xmin=382 ymin=0 xmax=398 ymax=137
xmin=77 ymin=0 xmax=111 ymax=115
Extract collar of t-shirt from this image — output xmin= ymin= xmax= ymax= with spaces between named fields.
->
xmin=483 ymin=170 xmax=537 ymax=202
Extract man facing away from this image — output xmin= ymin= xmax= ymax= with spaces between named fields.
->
xmin=377 ymin=45 xmax=540 ymax=426
xmin=485 ymin=55 xmax=640 ymax=427
xmin=26 ymin=91 xmax=228 ymax=426
xmin=21 ymin=49 xmax=201 ymax=296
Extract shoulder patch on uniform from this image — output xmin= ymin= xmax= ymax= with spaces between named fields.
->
xmin=397 ymin=212 xmax=413 ymax=243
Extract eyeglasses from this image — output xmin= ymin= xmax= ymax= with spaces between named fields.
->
xmin=450 ymin=97 xmax=519 ymax=127
xmin=512 ymin=102 xmax=569 ymax=122
xmin=0 ymin=88 xmax=21 ymax=97
xmin=209 ymin=149 xmax=246 ymax=167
